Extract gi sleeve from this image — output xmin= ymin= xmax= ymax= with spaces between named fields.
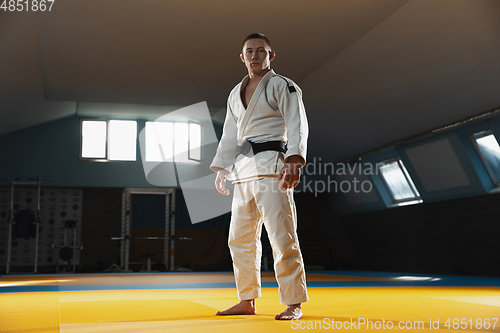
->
xmin=275 ymin=80 xmax=309 ymax=167
xmin=210 ymin=101 xmax=238 ymax=173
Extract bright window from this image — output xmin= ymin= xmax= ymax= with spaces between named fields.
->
xmin=472 ymin=131 xmax=500 ymax=184
xmin=188 ymin=122 xmax=201 ymax=161
xmin=145 ymin=122 xmax=174 ymax=162
xmin=379 ymin=158 xmax=422 ymax=205
xmin=81 ymin=120 xmax=137 ymax=161
xmin=145 ymin=121 xmax=201 ymax=163
xmin=108 ymin=120 xmax=137 ymax=161
xmin=81 ymin=121 xmax=107 ymax=159
xmin=174 ymin=123 xmax=189 ymax=162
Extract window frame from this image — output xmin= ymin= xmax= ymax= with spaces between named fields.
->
xmin=144 ymin=120 xmax=202 ymax=163
xmin=470 ymin=130 xmax=500 ymax=185
xmin=108 ymin=119 xmax=138 ymax=162
xmin=79 ymin=118 xmax=109 ymax=162
xmin=79 ymin=118 xmax=138 ymax=162
xmin=145 ymin=121 xmax=174 ymax=163
xmin=378 ymin=157 xmax=422 ymax=205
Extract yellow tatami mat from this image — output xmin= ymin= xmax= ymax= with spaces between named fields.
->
xmin=1 ymin=286 xmax=500 ymax=332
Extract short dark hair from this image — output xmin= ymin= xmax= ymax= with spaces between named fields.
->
xmin=242 ymin=33 xmax=272 ymax=50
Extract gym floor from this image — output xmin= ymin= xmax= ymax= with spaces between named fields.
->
xmin=1 ymin=271 xmax=499 ymax=332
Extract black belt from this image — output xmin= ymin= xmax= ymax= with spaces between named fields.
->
xmin=236 ymin=140 xmax=287 ymax=158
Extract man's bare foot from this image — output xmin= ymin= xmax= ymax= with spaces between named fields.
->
xmin=275 ymin=303 xmax=303 ymax=320
xmin=215 ymin=299 xmax=256 ymax=316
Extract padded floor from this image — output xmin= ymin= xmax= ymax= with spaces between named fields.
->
xmin=1 ymin=271 xmax=499 ymax=332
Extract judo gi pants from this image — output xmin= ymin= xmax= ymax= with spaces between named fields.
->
xmin=228 ymin=177 xmax=309 ymax=305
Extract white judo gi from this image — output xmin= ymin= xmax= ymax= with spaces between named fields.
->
xmin=210 ymin=69 xmax=309 ymax=305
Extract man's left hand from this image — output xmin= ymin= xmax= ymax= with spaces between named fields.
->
xmin=279 ymin=156 xmax=303 ymax=189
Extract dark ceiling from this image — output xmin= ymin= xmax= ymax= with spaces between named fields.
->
xmin=1 ymin=0 xmax=499 ymax=162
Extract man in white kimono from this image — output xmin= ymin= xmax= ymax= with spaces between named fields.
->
xmin=210 ymin=33 xmax=309 ymax=320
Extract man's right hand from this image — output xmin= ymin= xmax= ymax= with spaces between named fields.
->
xmin=215 ymin=169 xmax=230 ymax=196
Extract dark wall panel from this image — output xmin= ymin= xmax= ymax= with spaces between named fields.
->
xmin=296 ymin=192 xmax=326 ymax=268
xmin=339 ymin=192 xmax=500 ymax=276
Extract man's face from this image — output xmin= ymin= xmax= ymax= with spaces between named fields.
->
xmin=240 ymin=38 xmax=275 ymax=75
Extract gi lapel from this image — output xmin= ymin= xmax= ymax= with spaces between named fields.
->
xmin=237 ymin=70 xmax=275 ymax=141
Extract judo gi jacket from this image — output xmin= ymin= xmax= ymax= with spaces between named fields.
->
xmin=210 ymin=69 xmax=309 ymax=181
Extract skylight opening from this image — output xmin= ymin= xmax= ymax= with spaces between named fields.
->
xmin=379 ymin=158 xmax=422 ymax=205
xmin=472 ymin=131 xmax=500 ymax=184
